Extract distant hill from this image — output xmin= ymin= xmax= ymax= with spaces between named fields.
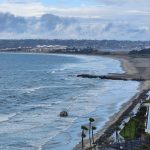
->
xmin=0 ymin=39 xmax=150 ymax=51
xmin=129 ymin=48 xmax=150 ymax=55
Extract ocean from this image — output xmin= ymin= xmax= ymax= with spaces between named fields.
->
xmin=0 ymin=53 xmax=139 ymax=150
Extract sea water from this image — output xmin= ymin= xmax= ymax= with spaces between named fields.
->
xmin=0 ymin=53 xmax=139 ymax=150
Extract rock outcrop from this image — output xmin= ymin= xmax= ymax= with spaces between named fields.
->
xmin=60 ymin=111 xmax=68 ymax=117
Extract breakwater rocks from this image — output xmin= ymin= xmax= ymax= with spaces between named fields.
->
xmin=77 ymin=74 xmax=145 ymax=81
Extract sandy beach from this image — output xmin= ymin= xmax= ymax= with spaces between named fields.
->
xmin=75 ymin=54 xmax=150 ymax=150
xmin=112 ymin=55 xmax=150 ymax=92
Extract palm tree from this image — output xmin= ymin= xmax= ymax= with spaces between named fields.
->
xmin=89 ymin=118 xmax=95 ymax=146
xmin=122 ymin=121 xmax=128 ymax=150
xmin=122 ymin=121 xmax=126 ymax=138
xmin=129 ymin=112 xmax=134 ymax=139
xmin=132 ymin=117 xmax=138 ymax=138
xmin=129 ymin=112 xmax=135 ymax=150
xmin=115 ymin=125 xmax=121 ymax=143
xmin=145 ymin=133 xmax=150 ymax=145
xmin=92 ymin=126 xmax=96 ymax=144
xmin=81 ymin=125 xmax=88 ymax=149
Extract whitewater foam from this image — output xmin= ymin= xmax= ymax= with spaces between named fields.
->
xmin=0 ymin=113 xmax=16 ymax=122
xmin=20 ymin=86 xmax=51 ymax=93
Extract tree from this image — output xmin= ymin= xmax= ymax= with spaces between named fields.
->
xmin=122 ymin=121 xmax=127 ymax=150
xmin=132 ymin=118 xmax=138 ymax=138
xmin=122 ymin=121 xmax=126 ymax=138
xmin=129 ymin=112 xmax=134 ymax=139
xmin=142 ymin=144 xmax=149 ymax=150
xmin=81 ymin=125 xmax=88 ymax=149
xmin=115 ymin=125 xmax=121 ymax=143
xmin=89 ymin=118 xmax=95 ymax=146
xmin=92 ymin=126 xmax=96 ymax=144
xmin=145 ymin=133 xmax=150 ymax=145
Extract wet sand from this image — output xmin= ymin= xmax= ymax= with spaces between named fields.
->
xmin=74 ymin=54 xmax=150 ymax=150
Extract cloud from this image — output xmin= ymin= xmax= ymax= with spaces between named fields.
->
xmin=87 ymin=0 xmax=150 ymax=6
xmin=0 ymin=0 xmax=149 ymax=40
xmin=5 ymin=0 xmax=40 ymax=4
xmin=0 ymin=0 xmax=46 ymax=17
xmin=0 ymin=12 xmax=149 ymax=40
xmin=0 ymin=13 xmax=27 ymax=33
xmin=0 ymin=0 xmax=150 ymax=18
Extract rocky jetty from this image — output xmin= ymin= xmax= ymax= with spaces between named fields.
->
xmin=77 ymin=74 xmax=145 ymax=81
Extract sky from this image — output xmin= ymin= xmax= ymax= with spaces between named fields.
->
xmin=0 ymin=0 xmax=150 ymax=18
xmin=0 ymin=0 xmax=150 ymax=40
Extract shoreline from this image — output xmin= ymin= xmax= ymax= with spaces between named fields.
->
xmin=1 ymin=51 xmax=150 ymax=149
xmin=74 ymin=54 xmax=150 ymax=150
